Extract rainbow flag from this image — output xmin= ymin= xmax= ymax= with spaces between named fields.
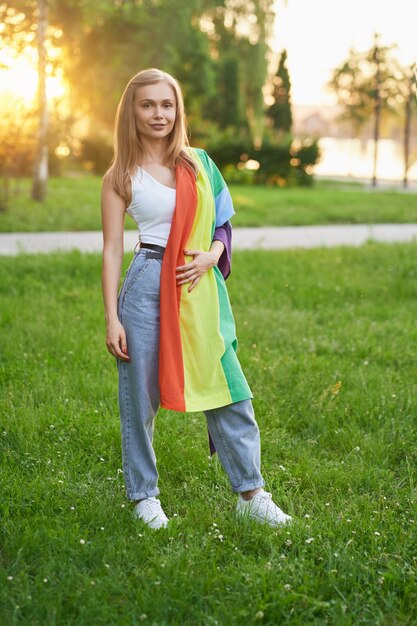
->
xmin=159 ymin=148 xmax=252 ymax=412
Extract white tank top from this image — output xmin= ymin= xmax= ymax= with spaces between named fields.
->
xmin=126 ymin=167 xmax=176 ymax=247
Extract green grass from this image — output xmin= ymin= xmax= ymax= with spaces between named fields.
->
xmin=1 ymin=177 xmax=417 ymax=232
xmin=1 ymin=244 xmax=416 ymax=625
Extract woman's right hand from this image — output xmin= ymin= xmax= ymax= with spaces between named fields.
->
xmin=106 ymin=319 xmax=130 ymax=361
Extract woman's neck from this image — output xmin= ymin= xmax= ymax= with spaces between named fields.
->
xmin=139 ymin=138 xmax=168 ymax=166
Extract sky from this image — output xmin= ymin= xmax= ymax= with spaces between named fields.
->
xmin=272 ymin=0 xmax=417 ymax=106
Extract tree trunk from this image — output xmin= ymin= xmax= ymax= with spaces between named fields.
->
xmin=403 ymin=84 xmax=411 ymax=189
xmin=403 ymin=64 xmax=415 ymax=188
xmin=372 ymin=38 xmax=381 ymax=188
xmin=31 ymin=0 xmax=49 ymax=202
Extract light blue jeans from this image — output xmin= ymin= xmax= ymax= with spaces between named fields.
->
xmin=117 ymin=248 xmax=265 ymax=501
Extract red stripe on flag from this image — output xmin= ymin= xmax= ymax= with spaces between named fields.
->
xmin=159 ymin=164 xmax=198 ymax=411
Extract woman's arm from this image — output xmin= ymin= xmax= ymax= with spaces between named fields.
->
xmin=212 ymin=221 xmax=232 ymax=280
xmin=101 ymin=174 xmax=130 ymax=361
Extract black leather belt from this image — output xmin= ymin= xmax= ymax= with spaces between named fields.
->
xmin=140 ymin=243 xmax=166 ymax=254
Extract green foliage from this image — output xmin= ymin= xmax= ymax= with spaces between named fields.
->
xmin=79 ymin=135 xmax=114 ymax=176
xmin=267 ymin=49 xmax=292 ymax=134
xmin=1 ymin=244 xmax=417 ymax=624
xmin=206 ymin=132 xmax=320 ymax=186
xmin=2 ymin=0 xmax=281 ymax=182
xmin=217 ymin=53 xmax=244 ymax=129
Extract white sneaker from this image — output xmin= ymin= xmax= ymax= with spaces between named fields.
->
xmin=133 ymin=497 xmax=169 ymax=529
xmin=236 ymin=489 xmax=292 ymax=527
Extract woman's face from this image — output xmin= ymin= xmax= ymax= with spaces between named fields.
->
xmin=133 ymin=81 xmax=177 ymax=140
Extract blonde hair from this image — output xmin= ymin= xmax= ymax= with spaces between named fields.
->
xmin=107 ymin=68 xmax=198 ymax=200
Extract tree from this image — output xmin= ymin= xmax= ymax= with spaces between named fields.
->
xmin=1 ymin=0 xmax=277 ymax=177
xmin=267 ymin=49 xmax=292 ymax=134
xmin=200 ymin=0 xmax=275 ymax=146
xmin=329 ymin=37 xmax=407 ymax=185
xmin=32 ymin=0 xmax=49 ymax=201
xmin=218 ymin=53 xmax=243 ymax=129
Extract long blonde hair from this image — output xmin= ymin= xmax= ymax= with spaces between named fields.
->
xmin=108 ymin=68 xmax=198 ymax=200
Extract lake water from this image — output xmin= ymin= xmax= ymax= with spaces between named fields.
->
xmin=314 ymin=137 xmax=417 ymax=182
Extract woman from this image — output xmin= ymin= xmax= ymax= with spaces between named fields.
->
xmin=101 ymin=68 xmax=292 ymax=530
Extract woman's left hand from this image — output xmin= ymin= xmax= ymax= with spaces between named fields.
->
xmin=176 ymin=250 xmax=217 ymax=292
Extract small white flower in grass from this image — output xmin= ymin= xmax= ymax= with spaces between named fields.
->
xmin=43 ymin=578 xmax=48 ymax=583
xmin=212 ymin=522 xmax=218 ymax=527
xmin=374 ymin=531 xmax=380 ymax=536
xmin=280 ymin=554 xmax=286 ymax=560
xmin=392 ymin=394 xmax=397 ymax=398
xmin=50 ymin=425 xmax=55 ymax=429
xmin=378 ymin=577 xmax=384 ymax=585
xmin=100 ymin=527 xmax=105 ymax=531
xmin=255 ymin=610 xmax=264 ymax=620
xmin=304 ymin=514 xmax=310 ymax=519
xmin=325 ymin=502 xmax=330 ymax=506
xmin=90 ymin=580 xmax=95 ymax=586
xmin=79 ymin=539 xmax=86 ymax=545
xmin=173 ymin=513 xmax=178 ymax=517
xmin=278 ymin=465 xmax=286 ymax=472
xmin=354 ymin=446 xmax=360 ymax=452
xmin=58 ymin=480 xmax=64 ymax=484
xmin=139 ymin=614 xmax=147 ymax=621
xmin=363 ymin=360 xmax=369 ymax=365
xmin=283 ymin=584 xmax=292 ymax=592
xmin=70 ymin=506 xmax=75 ymax=511
xmin=138 ymin=534 xmax=143 ymax=538
xmin=100 ymin=457 xmax=105 ymax=462
xmin=104 ymin=564 xmax=110 ymax=569
xmin=7 ymin=576 xmax=13 ymax=581
xmin=154 ymin=581 xmax=161 ymax=585
xmin=285 ymin=539 xmax=292 ymax=546
xmin=121 ymin=504 xmax=125 ymax=508
xmin=305 ymin=537 xmax=314 ymax=544
xmin=347 ymin=519 xmax=352 ymax=523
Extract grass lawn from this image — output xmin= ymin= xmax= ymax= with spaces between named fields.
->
xmin=1 ymin=244 xmax=416 ymax=625
xmin=1 ymin=177 xmax=417 ymax=232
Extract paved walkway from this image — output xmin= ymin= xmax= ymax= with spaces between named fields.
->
xmin=1 ymin=224 xmax=417 ymax=255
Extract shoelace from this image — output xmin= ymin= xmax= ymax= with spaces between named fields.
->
xmin=261 ymin=492 xmax=272 ymax=500
xmin=145 ymin=498 xmax=162 ymax=512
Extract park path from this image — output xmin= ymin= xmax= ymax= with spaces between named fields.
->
xmin=1 ymin=224 xmax=417 ymax=255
